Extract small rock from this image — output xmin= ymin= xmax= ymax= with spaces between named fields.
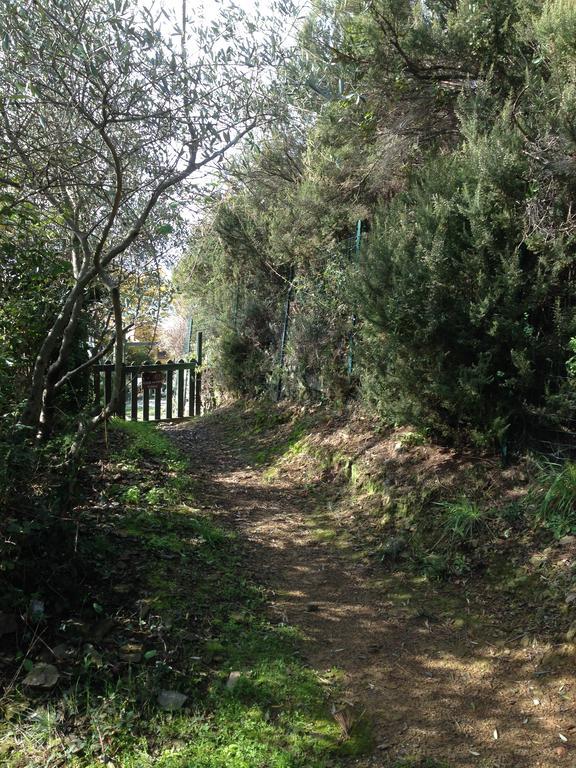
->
xmin=51 ymin=643 xmax=75 ymax=661
xmin=380 ymin=536 xmax=407 ymax=560
xmin=226 ymin=671 xmax=242 ymax=690
xmin=157 ymin=690 xmax=187 ymax=711
xmin=23 ymin=663 xmax=59 ymax=688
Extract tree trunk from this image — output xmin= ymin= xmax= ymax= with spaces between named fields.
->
xmin=20 ymin=271 xmax=92 ymax=430
xmin=38 ymin=295 xmax=85 ymax=438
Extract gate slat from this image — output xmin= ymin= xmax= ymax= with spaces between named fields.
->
xmin=143 ymin=385 xmax=150 ymax=421
xmin=154 ymin=385 xmax=162 ymax=421
xmin=188 ymin=361 xmax=195 ymax=417
xmin=195 ymin=333 xmax=203 ymax=416
xmin=131 ymin=372 xmax=138 ymax=420
xmin=166 ymin=362 xmax=173 ymax=420
xmin=177 ymin=359 xmax=185 ymax=418
xmin=118 ymin=370 xmax=126 ymax=419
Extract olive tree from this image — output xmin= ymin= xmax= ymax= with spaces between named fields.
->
xmin=0 ymin=0 xmax=291 ymax=439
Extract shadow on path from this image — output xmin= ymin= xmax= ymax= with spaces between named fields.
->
xmin=163 ymin=408 xmax=574 ymax=768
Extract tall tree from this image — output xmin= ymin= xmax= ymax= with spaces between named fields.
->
xmin=0 ymin=0 xmax=290 ymax=438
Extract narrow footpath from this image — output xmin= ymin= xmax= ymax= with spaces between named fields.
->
xmin=164 ymin=412 xmax=574 ymax=768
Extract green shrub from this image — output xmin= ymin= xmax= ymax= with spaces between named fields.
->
xmin=218 ymin=330 xmax=270 ymax=397
xmin=360 ymin=117 xmax=576 ymax=442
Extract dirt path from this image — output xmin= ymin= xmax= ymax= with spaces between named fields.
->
xmin=164 ymin=415 xmax=575 ymax=768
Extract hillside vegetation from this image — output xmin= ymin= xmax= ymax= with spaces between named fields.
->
xmin=175 ymin=0 xmax=576 ymax=450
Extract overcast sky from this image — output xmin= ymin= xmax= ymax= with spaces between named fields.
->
xmin=141 ymin=0 xmax=274 ymax=26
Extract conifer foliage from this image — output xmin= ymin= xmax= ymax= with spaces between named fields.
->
xmin=175 ymin=0 xmax=576 ymax=443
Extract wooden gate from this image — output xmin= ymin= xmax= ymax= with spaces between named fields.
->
xmin=93 ymin=359 xmax=202 ymax=422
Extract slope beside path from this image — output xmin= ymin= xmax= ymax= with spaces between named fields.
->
xmin=164 ymin=408 xmax=575 ymax=768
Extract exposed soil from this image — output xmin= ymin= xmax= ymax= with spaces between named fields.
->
xmin=164 ymin=408 xmax=576 ymax=768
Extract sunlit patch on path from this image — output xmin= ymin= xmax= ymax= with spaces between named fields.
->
xmin=165 ymin=409 xmax=576 ymax=768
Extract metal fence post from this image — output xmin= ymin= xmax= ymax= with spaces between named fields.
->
xmin=195 ymin=332 xmax=203 ymax=416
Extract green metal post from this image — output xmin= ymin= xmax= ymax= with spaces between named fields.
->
xmin=195 ymin=332 xmax=203 ymax=416
xmin=276 ymin=266 xmax=294 ymax=401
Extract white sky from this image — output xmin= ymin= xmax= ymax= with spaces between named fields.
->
xmin=143 ymin=0 xmax=274 ymax=25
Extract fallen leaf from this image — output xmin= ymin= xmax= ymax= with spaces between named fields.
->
xmin=559 ymin=733 xmax=568 ymax=743
xmin=119 ymin=643 xmax=143 ymax=663
xmin=493 ymin=728 xmax=499 ymax=740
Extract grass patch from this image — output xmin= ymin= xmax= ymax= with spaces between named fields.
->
xmin=530 ymin=459 xmax=576 ymax=537
xmin=0 ymin=420 xmax=356 ymax=768
xmin=437 ymin=499 xmax=492 ymax=543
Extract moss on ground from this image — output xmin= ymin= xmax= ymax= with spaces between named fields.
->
xmin=0 ymin=419 xmax=361 ymax=768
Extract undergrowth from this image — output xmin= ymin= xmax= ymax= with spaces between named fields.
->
xmin=0 ymin=418 xmax=359 ymax=767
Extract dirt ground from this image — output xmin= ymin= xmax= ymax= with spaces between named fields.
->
xmin=164 ymin=411 xmax=576 ymax=768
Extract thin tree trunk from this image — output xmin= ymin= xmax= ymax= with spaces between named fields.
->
xmin=20 ymin=271 xmax=91 ymax=430
xmin=39 ymin=295 xmax=85 ymax=437
xmin=108 ymin=282 xmax=124 ymax=415
xmin=66 ymin=278 xmax=124 ymax=463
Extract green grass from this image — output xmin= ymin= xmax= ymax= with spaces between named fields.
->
xmin=531 ymin=459 xmax=576 ymax=537
xmin=0 ymin=419 xmax=363 ymax=768
xmin=437 ymin=499 xmax=492 ymax=542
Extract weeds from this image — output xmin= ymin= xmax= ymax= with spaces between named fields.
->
xmin=0 ymin=419 xmax=354 ymax=768
xmin=437 ymin=499 xmax=492 ymax=543
xmin=531 ymin=460 xmax=576 ymax=537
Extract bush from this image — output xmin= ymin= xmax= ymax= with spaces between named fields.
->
xmin=217 ymin=330 xmax=270 ymax=397
xmin=360 ymin=118 xmax=576 ymax=442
